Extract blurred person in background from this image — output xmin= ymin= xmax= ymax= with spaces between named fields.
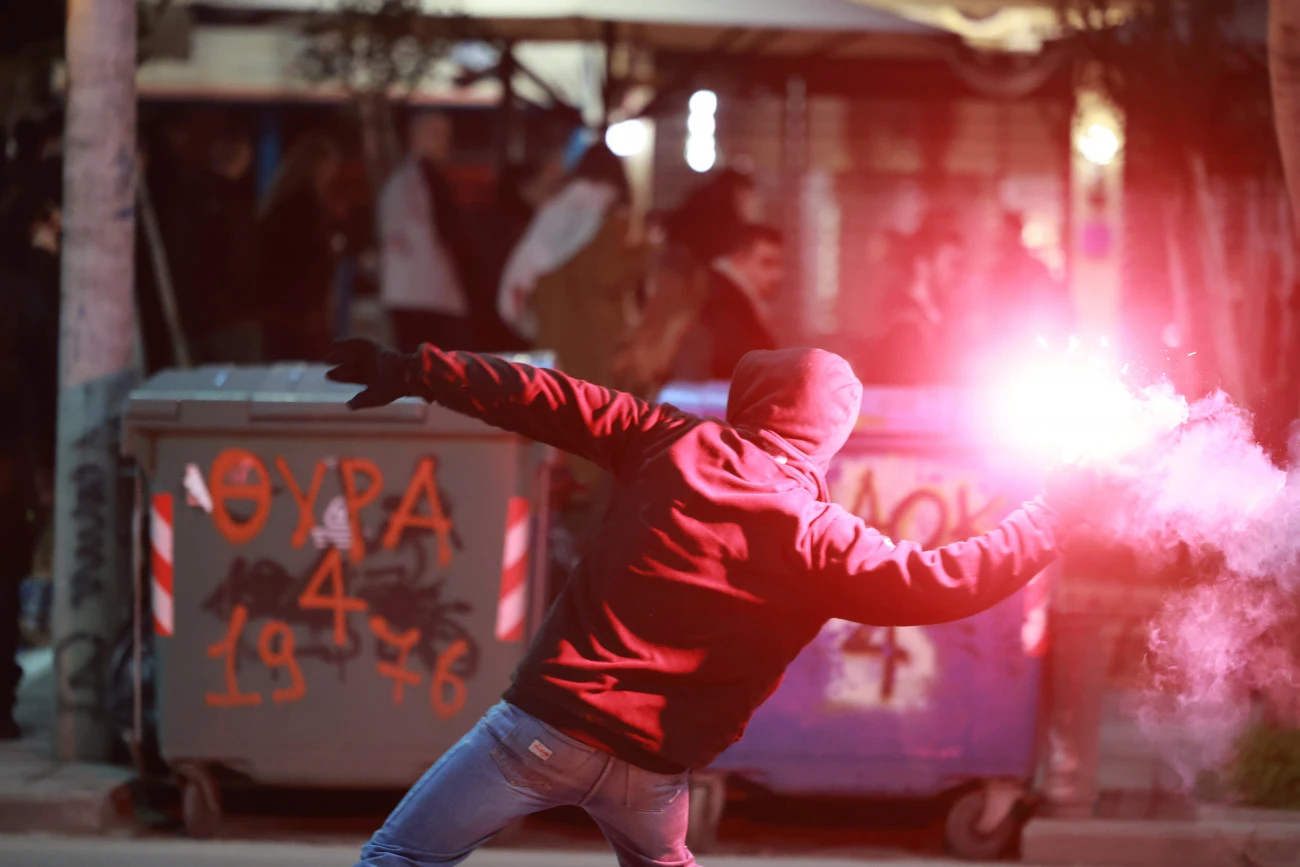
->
xmin=0 ymin=286 xmax=31 ymax=738
xmin=1 ymin=110 xmax=62 ymax=214
xmin=253 ymin=132 xmax=343 ymax=362
xmin=613 ymin=167 xmax=760 ymax=395
xmin=869 ymin=215 xmax=965 ymax=385
xmin=472 ymin=155 xmax=566 ymax=353
xmin=186 ymin=130 xmax=260 ymax=363
xmin=502 ymin=142 xmax=648 ymax=548
xmin=660 ymin=167 xmax=761 ymax=262
xmin=134 ymin=115 xmax=194 ymax=372
xmin=377 ymin=112 xmax=477 ymax=353
xmin=490 ymin=142 xmax=568 ymax=272
xmin=985 ymin=211 xmax=1074 ymax=352
xmin=498 ymin=140 xmax=643 ymax=380
xmin=482 ymin=144 xmax=569 ymax=346
xmin=673 ymin=223 xmax=782 ymax=382
xmin=0 ymin=133 xmax=62 ymax=494
xmin=0 ymin=190 xmax=62 ymax=739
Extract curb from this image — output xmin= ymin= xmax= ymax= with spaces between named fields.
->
xmin=1022 ymin=816 xmax=1300 ymax=867
xmin=0 ymin=747 xmax=136 ymax=835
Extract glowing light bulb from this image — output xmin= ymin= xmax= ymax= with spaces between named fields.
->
xmin=688 ymin=90 xmax=718 ymax=116
xmin=605 ymin=120 xmax=647 ymax=157
xmin=1078 ymin=123 xmax=1121 ymax=167
xmin=686 ymin=137 xmax=716 ymax=173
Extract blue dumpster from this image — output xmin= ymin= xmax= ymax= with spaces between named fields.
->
xmin=659 ymin=382 xmax=1053 ymax=859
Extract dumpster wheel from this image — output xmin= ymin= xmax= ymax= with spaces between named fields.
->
xmin=943 ymin=785 xmax=1023 ymax=860
xmin=177 ymin=764 xmax=222 ymax=839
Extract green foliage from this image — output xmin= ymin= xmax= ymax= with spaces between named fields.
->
xmin=1229 ymin=723 xmax=1300 ymax=810
xmin=298 ymin=0 xmax=474 ymax=98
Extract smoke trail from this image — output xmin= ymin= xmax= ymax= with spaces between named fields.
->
xmin=1085 ymin=385 xmax=1299 ymax=786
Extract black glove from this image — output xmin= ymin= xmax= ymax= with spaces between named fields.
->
xmin=1043 ymin=460 xmax=1117 ymax=526
xmin=326 ymin=338 xmax=417 ymax=410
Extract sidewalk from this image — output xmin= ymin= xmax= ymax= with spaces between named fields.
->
xmin=0 ymin=649 xmax=136 ymax=834
xmin=1018 ymin=689 xmax=1300 ymax=866
xmin=0 ymin=836 xmax=996 ymax=867
xmin=1023 ymin=813 xmax=1300 ymax=867
xmin=4 ymin=646 xmax=1300 ymax=865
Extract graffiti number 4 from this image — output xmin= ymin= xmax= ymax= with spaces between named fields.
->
xmin=298 ymin=548 xmax=368 ymax=647
xmin=844 ymin=625 xmax=912 ymax=702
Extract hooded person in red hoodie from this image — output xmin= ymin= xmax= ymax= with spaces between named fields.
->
xmin=328 ymin=339 xmax=1071 ymax=867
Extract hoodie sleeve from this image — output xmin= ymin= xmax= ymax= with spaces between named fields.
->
xmin=411 ymin=345 xmax=670 ymax=473
xmin=803 ymin=498 xmax=1060 ymax=626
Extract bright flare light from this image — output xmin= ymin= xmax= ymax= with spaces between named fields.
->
xmin=993 ymin=344 xmax=1188 ymax=466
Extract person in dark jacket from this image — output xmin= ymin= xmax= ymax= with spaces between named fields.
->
xmin=675 ymin=223 xmax=782 ymax=381
xmin=185 ymin=132 xmax=260 ymax=363
xmin=613 ymin=168 xmax=761 ymax=395
xmin=0 ymin=192 xmax=60 ymax=738
xmin=254 ymin=133 xmax=343 ymax=362
xmin=328 ymin=339 xmax=1078 ymax=867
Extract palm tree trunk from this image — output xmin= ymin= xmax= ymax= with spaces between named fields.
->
xmin=1270 ymin=0 xmax=1300 ymax=232
xmin=1269 ymin=0 xmax=1300 ymax=422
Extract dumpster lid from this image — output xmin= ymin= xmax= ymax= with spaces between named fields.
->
xmin=125 ymin=352 xmax=557 ymax=430
xmin=125 ymin=363 xmax=415 ymax=424
xmin=659 ymin=381 xmax=978 ymax=438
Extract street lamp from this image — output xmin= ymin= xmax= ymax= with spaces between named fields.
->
xmin=686 ymin=89 xmax=717 ymax=172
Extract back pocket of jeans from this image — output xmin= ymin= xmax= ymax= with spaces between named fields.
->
xmin=627 ymin=766 xmax=687 ymax=814
xmin=490 ymin=742 xmax=553 ymax=791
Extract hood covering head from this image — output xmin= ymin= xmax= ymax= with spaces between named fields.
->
xmin=726 ymin=348 xmax=863 ymax=471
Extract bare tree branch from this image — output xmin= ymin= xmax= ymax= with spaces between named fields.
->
xmin=297 ymin=0 xmax=475 ymax=192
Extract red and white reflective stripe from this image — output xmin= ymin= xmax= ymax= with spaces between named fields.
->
xmin=495 ymin=497 xmax=531 ymax=642
xmin=151 ymin=493 xmax=175 ymax=637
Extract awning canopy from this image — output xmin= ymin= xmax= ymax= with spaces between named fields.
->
xmin=190 ymin=0 xmax=950 ymax=58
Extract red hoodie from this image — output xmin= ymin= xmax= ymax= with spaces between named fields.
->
xmin=413 ymin=346 xmax=1059 ymax=772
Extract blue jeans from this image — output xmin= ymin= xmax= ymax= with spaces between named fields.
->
xmin=357 ymin=701 xmax=696 ymax=866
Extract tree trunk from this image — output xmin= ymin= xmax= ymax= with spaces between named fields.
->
xmin=358 ymin=94 xmax=401 ymax=196
xmin=53 ymin=0 xmax=139 ymax=761
xmin=1270 ymin=0 xmax=1300 ymax=235
xmin=1267 ymin=0 xmax=1300 ymax=424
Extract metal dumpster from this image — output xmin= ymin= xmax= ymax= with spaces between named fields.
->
xmin=123 ymin=360 xmax=554 ymax=836
xmin=659 ymin=382 xmax=1054 ymax=860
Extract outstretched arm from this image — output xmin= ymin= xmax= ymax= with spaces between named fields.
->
xmin=411 ymin=346 xmax=670 ymax=473
xmin=804 ymin=499 xmax=1059 ymax=626
xmin=327 ymin=339 xmax=672 ymax=474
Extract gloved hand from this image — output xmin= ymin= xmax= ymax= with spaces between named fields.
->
xmin=1043 ymin=459 xmax=1115 ymax=525
xmin=326 ymin=338 xmax=417 ymax=410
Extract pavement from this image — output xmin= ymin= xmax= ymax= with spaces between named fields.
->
xmin=1022 ymin=815 xmax=1300 ymax=866
xmin=3 ymin=648 xmax=1300 ymax=865
xmin=0 ymin=837 xmax=999 ymax=867
xmin=0 ymin=649 xmax=135 ymax=835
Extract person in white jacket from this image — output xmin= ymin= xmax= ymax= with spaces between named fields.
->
xmin=377 ymin=113 xmax=474 ymax=352
xmin=495 ymin=143 xmax=627 ymax=345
